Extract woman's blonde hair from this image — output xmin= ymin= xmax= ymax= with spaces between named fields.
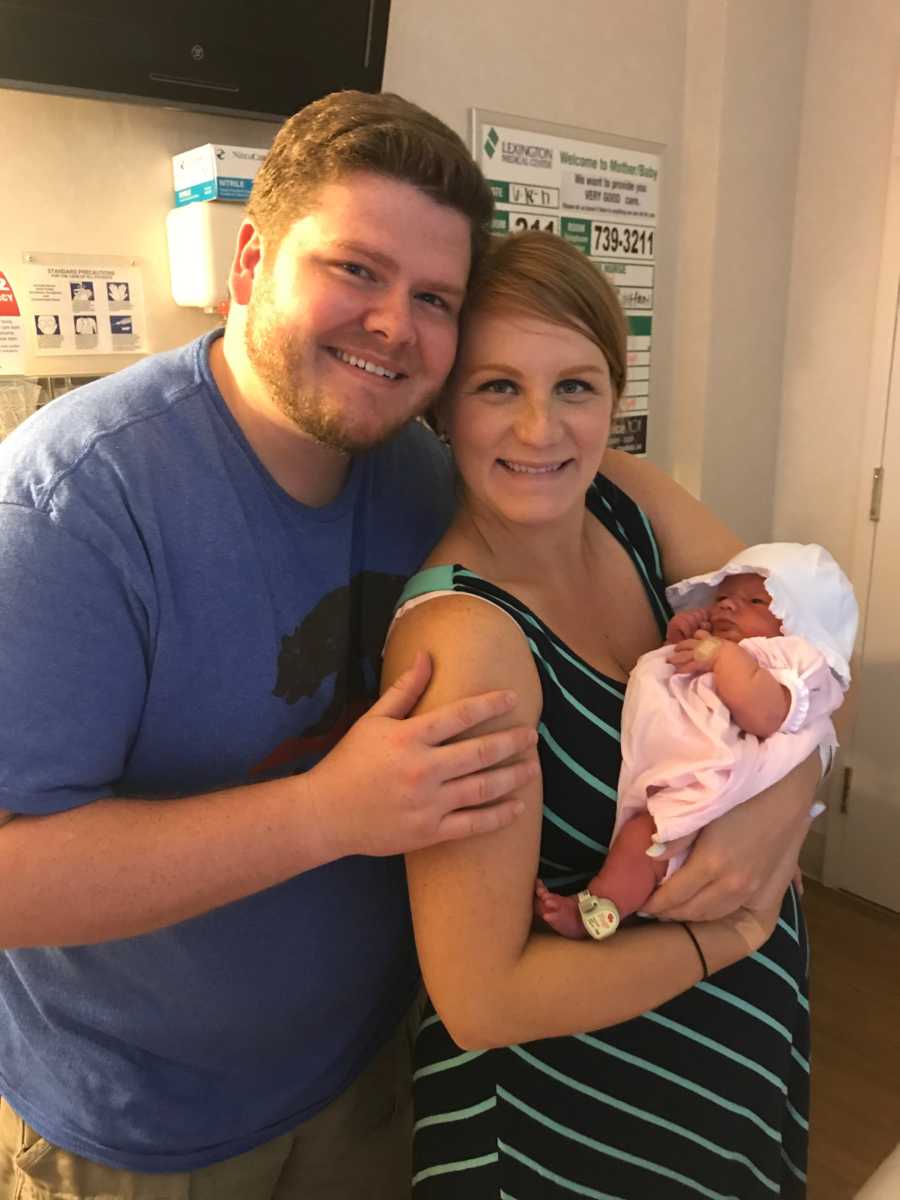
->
xmin=459 ymin=231 xmax=628 ymax=400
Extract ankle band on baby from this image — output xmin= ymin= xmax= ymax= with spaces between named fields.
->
xmin=577 ymin=892 xmax=620 ymax=941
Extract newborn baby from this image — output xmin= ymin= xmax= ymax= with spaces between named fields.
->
xmin=536 ymin=542 xmax=858 ymax=940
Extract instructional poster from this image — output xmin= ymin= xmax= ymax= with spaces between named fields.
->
xmin=24 ymin=253 xmax=147 ymax=357
xmin=473 ymin=110 xmax=662 ymax=455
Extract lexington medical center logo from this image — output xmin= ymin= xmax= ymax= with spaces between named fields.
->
xmin=484 ymin=127 xmax=553 ymax=171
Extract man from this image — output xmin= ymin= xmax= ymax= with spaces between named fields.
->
xmin=0 ymin=92 xmax=538 ymax=1198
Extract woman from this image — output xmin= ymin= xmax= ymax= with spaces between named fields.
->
xmin=383 ymin=232 xmax=817 ymax=1198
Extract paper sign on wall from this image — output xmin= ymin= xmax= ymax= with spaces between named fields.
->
xmin=24 ymin=253 xmax=147 ymax=357
xmin=473 ymin=111 xmax=663 ymax=456
xmin=0 ymin=270 xmax=25 ymax=375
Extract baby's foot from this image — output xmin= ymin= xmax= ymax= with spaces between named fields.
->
xmin=534 ymin=879 xmax=588 ymax=939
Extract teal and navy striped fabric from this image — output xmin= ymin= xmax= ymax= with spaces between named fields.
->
xmin=401 ymin=473 xmax=809 ymax=1199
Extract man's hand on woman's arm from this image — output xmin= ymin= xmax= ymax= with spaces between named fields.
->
xmin=306 ymin=650 xmax=539 ymax=859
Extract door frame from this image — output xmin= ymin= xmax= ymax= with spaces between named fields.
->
xmin=823 ymin=74 xmax=900 ymax=892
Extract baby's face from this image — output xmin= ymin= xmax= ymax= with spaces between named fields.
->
xmin=710 ymin=573 xmax=782 ymax=642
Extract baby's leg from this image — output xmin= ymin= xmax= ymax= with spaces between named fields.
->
xmin=588 ymin=811 xmax=667 ymax=916
xmin=534 ymin=812 xmax=666 ymax=939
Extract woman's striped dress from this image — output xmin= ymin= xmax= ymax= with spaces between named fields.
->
xmin=399 ymin=473 xmax=810 ymax=1199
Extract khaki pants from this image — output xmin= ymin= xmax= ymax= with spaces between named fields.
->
xmin=0 ymin=1004 xmax=417 ymax=1200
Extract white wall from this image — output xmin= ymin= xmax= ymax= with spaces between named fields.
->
xmin=667 ymin=0 xmax=729 ymax=501
xmin=774 ymin=0 xmax=900 ymax=565
xmin=0 ymin=88 xmax=279 ymax=377
xmin=678 ymin=0 xmax=809 ymax=545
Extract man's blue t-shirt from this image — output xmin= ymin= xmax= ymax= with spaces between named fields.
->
xmin=0 ymin=330 xmax=454 ymax=1170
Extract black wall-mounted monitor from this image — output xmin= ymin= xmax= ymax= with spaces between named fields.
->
xmin=0 ymin=0 xmax=392 ymax=120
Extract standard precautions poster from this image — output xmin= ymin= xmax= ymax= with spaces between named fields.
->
xmin=475 ymin=115 xmax=660 ymax=455
xmin=26 ymin=258 xmax=147 ymax=357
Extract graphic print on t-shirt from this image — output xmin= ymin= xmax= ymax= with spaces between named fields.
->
xmin=250 ymin=570 xmax=407 ymax=778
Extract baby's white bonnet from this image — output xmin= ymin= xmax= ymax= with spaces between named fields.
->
xmin=666 ymin=543 xmax=858 ymax=688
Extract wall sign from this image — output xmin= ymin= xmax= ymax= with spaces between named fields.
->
xmin=0 ymin=269 xmax=25 ymax=376
xmin=473 ymin=110 xmax=663 ymax=456
xmin=24 ymin=252 xmax=147 ymax=357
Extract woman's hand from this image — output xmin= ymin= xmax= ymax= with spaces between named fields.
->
xmin=641 ymin=753 xmax=819 ymax=922
xmin=726 ymin=828 xmax=810 ymax=953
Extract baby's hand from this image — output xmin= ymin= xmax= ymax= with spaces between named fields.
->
xmin=667 ymin=629 xmax=722 ymax=674
xmin=665 ymin=608 xmax=712 ymax=645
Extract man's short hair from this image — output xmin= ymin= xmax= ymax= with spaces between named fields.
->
xmin=248 ymin=90 xmax=494 ymax=271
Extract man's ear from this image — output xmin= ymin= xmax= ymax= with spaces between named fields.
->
xmin=229 ymin=221 xmax=264 ymax=307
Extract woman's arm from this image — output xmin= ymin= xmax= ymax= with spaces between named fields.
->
xmin=383 ymin=596 xmax=782 ymax=1049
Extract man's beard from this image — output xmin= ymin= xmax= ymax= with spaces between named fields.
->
xmin=244 ymin=282 xmax=423 ymax=455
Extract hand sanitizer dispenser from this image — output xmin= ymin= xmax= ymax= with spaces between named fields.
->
xmin=165 ymin=201 xmax=245 ymax=312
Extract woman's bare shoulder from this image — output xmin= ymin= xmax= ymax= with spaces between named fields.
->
xmin=383 ymin=591 xmax=542 ymax=726
xmin=601 ymin=449 xmax=744 ymax=583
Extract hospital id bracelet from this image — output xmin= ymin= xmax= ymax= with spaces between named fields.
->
xmin=577 ymin=891 xmax=620 ymax=940
xmin=693 ymin=634 xmax=722 ymax=663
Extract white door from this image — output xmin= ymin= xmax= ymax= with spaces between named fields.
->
xmin=836 ymin=324 xmax=900 ymax=912
xmin=828 ymin=91 xmax=900 ymax=912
